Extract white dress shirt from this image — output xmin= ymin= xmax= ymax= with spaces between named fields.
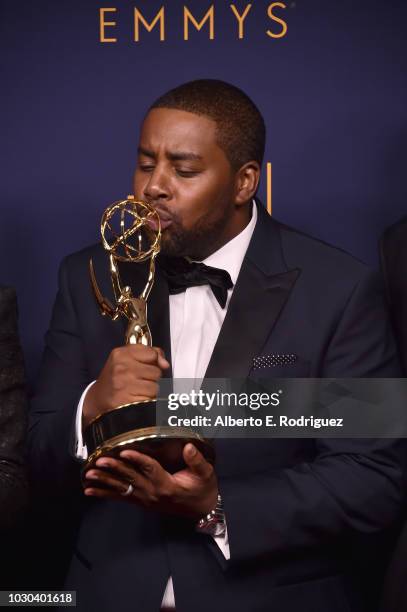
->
xmin=75 ymin=201 xmax=258 ymax=609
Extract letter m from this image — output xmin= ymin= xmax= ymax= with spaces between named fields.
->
xmin=134 ymin=7 xmax=165 ymax=41
xmin=184 ymin=6 xmax=214 ymax=40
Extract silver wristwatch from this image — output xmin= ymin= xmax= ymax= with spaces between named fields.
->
xmin=196 ymin=495 xmax=226 ymax=537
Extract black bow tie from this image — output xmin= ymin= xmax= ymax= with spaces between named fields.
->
xmin=158 ymin=256 xmax=234 ymax=308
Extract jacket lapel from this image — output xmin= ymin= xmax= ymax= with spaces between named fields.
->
xmin=204 ymin=203 xmax=300 ymax=379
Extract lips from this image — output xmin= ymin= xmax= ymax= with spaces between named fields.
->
xmin=146 ymin=207 xmax=173 ymax=231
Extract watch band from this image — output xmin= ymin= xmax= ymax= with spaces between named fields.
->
xmin=196 ymin=494 xmax=226 ymax=537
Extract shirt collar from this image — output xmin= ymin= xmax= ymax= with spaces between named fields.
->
xmin=202 ymin=200 xmax=258 ymax=285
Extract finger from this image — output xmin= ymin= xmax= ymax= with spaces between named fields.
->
xmin=119 ymin=450 xmax=168 ymax=482
xmin=123 ymin=345 xmax=161 ymax=365
xmin=84 ymin=487 xmax=119 ymax=498
xmin=109 ymin=362 xmax=159 ymax=390
xmin=115 ymin=379 xmax=159 ymax=402
xmin=153 ymin=347 xmax=166 ymax=358
xmin=94 ymin=458 xmax=147 ymax=489
xmin=183 ymin=444 xmax=213 ymax=479
xmin=152 ymin=347 xmax=170 ymax=370
xmin=84 ymin=469 xmax=131 ymax=494
xmin=135 ymin=362 xmax=163 ymax=381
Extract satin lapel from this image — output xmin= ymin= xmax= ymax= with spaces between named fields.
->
xmin=204 ymin=202 xmax=301 ymax=379
xmin=118 ymin=260 xmax=172 ymax=378
xmin=204 ymin=262 xmax=300 ymax=378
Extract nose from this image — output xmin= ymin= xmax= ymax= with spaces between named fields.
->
xmin=143 ymin=166 xmax=170 ymax=202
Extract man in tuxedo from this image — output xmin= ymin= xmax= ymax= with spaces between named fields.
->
xmin=29 ymin=80 xmax=406 ymax=612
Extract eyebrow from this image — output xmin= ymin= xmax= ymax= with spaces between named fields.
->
xmin=137 ymin=146 xmax=202 ymax=162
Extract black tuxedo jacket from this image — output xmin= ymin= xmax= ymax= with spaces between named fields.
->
xmin=379 ymin=217 xmax=407 ymax=612
xmin=381 ymin=216 xmax=407 ymax=375
xmin=29 ymin=205 xmax=406 ymax=612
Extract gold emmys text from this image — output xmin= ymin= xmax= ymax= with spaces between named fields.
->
xmin=99 ymin=3 xmax=288 ymax=43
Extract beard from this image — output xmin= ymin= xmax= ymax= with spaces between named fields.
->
xmin=159 ymin=207 xmax=232 ymax=260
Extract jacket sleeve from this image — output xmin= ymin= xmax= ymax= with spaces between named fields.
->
xmin=222 ymin=270 xmax=407 ymax=563
xmin=0 ymin=286 xmax=29 ymax=529
xmin=28 ymin=258 xmax=90 ymax=498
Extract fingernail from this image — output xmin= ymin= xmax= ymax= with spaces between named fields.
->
xmin=96 ymin=459 xmax=110 ymax=467
xmin=187 ymin=444 xmax=197 ymax=457
xmin=86 ymin=471 xmax=98 ymax=479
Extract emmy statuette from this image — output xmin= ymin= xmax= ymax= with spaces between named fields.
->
xmin=82 ymin=196 xmax=214 ymax=476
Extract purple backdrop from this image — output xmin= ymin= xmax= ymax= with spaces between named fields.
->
xmin=1 ymin=0 xmax=407 ymax=381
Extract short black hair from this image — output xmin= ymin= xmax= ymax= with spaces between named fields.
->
xmin=149 ymin=79 xmax=266 ymax=170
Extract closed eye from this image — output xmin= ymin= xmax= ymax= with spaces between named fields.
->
xmin=139 ymin=164 xmax=155 ymax=173
xmin=175 ymin=169 xmax=200 ymax=178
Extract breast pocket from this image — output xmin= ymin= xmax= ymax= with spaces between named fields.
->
xmin=250 ymin=355 xmax=311 ymax=379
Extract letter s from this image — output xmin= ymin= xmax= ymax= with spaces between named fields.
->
xmin=267 ymin=2 xmax=288 ymax=39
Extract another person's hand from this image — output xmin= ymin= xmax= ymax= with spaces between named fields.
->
xmin=83 ymin=443 xmax=218 ymax=520
xmin=82 ymin=345 xmax=170 ymax=428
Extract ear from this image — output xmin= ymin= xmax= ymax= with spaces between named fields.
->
xmin=234 ymin=161 xmax=261 ymax=206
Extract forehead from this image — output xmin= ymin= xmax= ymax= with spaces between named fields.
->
xmin=139 ymin=108 xmax=219 ymax=155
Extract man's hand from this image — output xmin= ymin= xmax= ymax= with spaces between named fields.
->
xmin=83 ymin=443 xmax=218 ymax=520
xmin=82 ymin=345 xmax=170 ymax=428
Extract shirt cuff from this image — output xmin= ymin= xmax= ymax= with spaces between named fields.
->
xmin=213 ymin=522 xmax=230 ymax=560
xmin=74 ymin=381 xmax=96 ymax=461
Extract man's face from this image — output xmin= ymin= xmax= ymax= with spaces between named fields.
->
xmin=133 ymin=108 xmax=239 ymax=259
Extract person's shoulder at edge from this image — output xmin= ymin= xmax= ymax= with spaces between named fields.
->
xmin=55 ymin=242 xmax=151 ymax=309
xmin=55 ymin=242 xmax=110 ymax=291
xmin=382 ymin=215 xmax=407 ymax=243
xmin=0 ymin=285 xmax=17 ymax=298
xmin=60 ymin=242 xmax=105 ymax=269
xmin=0 ymin=285 xmax=18 ymax=321
xmin=381 ymin=216 xmax=407 ymax=267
